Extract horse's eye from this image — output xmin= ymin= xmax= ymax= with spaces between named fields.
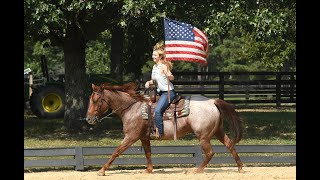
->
xmin=91 ymin=94 xmax=100 ymax=104
xmin=92 ymin=98 xmax=98 ymax=104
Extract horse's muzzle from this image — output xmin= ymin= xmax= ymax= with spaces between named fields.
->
xmin=86 ymin=116 xmax=98 ymax=125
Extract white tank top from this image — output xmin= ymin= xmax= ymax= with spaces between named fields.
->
xmin=151 ymin=64 xmax=174 ymax=92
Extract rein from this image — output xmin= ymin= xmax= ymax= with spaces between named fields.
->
xmin=97 ymin=94 xmax=137 ymax=122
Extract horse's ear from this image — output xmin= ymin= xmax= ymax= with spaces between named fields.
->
xmin=92 ymin=83 xmax=96 ymax=90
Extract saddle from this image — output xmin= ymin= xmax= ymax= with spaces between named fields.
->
xmin=145 ymin=95 xmax=188 ymax=119
xmin=143 ymin=87 xmax=191 ymax=140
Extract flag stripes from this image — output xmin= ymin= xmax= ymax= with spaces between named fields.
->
xmin=164 ymin=18 xmax=209 ymax=66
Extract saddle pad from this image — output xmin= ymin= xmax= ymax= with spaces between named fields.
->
xmin=141 ymin=95 xmax=191 ymax=120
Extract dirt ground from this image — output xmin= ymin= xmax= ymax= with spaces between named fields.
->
xmin=24 ymin=166 xmax=296 ymax=180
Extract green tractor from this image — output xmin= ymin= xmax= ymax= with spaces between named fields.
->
xmin=24 ymin=55 xmax=118 ymax=119
xmin=24 ymin=55 xmax=65 ymax=119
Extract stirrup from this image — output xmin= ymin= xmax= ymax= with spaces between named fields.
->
xmin=150 ymin=128 xmax=161 ymax=140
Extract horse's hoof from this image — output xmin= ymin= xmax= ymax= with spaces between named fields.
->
xmin=97 ymin=171 xmax=105 ymax=176
xmin=143 ymin=168 xmax=153 ymax=173
xmin=195 ymin=169 xmax=204 ymax=173
xmin=187 ymin=168 xmax=203 ymax=174
xmin=238 ymin=168 xmax=244 ymax=173
xmin=187 ymin=168 xmax=195 ymax=174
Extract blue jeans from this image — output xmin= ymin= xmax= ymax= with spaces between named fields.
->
xmin=154 ymin=90 xmax=176 ymax=136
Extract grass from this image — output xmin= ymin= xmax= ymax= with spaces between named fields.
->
xmin=24 ymin=107 xmax=296 ymax=148
xmin=24 ymin=107 xmax=296 ymax=172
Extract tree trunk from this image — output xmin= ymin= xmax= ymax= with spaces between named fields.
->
xmin=63 ymin=21 xmax=87 ymax=131
xmin=110 ymin=26 xmax=124 ymax=83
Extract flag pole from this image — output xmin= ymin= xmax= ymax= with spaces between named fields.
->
xmin=164 ymin=15 xmax=177 ymax=141
xmin=162 ymin=15 xmax=171 ymax=104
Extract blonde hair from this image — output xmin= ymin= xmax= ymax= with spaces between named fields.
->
xmin=153 ymin=40 xmax=165 ymax=51
xmin=153 ymin=41 xmax=173 ymax=70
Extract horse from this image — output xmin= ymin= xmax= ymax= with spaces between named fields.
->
xmin=85 ymin=82 xmax=244 ymax=176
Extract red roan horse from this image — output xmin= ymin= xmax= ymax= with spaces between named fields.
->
xmin=86 ymin=82 xmax=244 ymax=176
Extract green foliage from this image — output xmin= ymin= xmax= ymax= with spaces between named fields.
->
xmin=24 ymin=0 xmax=296 ymax=79
xmin=24 ymin=0 xmax=66 ymax=43
xmin=24 ymin=39 xmax=64 ymax=75
xmin=85 ymin=30 xmax=112 ymax=74
xmin=242 ymin=2 xmax=296 ymax=71
xmin=24 ymin=0 xmax=120 ymax=45
xmin=204 ymin=0 xmax=295 ymax=72
xmin=171 ymin=61 xmax=198 ymax=72
xmin=209 ymin=33 xmax=266 ymax=73
xmin=141 ymin=60 xmax=154 ymax=74
xmin=243 ymin=36 xmax=296 ymax=71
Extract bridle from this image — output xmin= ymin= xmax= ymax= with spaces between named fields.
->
xmin=89 ymin=89 xmax=138 ymax=123
xmin=92 ymin=90 xmax=109 ymax=116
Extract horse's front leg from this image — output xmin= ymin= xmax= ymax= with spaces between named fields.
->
xmin=140 ymin=138 xmax=153 ymax=173
xmin=98 ymin=136 xmax=137 ymax=176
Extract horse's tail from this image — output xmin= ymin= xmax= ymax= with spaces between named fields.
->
xmin=214 ymin=99 xmax=244 ymax=144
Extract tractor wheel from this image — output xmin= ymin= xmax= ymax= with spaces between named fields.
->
xmin=29 ymin=85 xmax=65 ymax=119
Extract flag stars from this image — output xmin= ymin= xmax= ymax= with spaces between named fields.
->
xmin=164 ymin=18 xmax=208 ymax=65
xmin=165 ymin=19 xmax=197 ymax=41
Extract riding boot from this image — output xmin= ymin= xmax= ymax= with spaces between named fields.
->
xmin=150 ymin=128 xmax=162 ymax=140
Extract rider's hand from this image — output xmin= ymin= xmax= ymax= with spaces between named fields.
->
xmin=145 ymin=81 xmax=150 ymax=89
xmin=168 ymin=74 xmax=174 ymax=81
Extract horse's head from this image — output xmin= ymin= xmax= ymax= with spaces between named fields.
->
xmin=86 ymin=83 xmax=110 ymax=125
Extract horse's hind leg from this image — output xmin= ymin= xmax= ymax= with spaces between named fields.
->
xmin=194 ymin=139 xmax=214 ymax=173
xmin=97 ymin=136 xmax=136 ymax=176
xmin=140 ymin=138 xmax=153 ymax=173
xmin=215 ymin=129 xmax=244 ymax=173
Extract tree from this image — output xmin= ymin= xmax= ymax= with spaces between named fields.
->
xmin=24 ymin=0 xmax=123 ymax=130
xmin=24 ymin=0 xmax=171 ymax=130
xmin=204 ymin=0 xmax=296 ymax=71
xmin=24 ymin=0 xmax=296 ymax=131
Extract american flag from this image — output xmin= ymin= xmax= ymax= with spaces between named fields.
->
xmin=164 ymin=17 xmax=209 ymax=66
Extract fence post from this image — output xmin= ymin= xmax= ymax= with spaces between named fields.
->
xmin=29 ymin=73 xmax=33 ymax=96
xmin=219 ymin=73 xmax=224 ymax=100
xmin=290 ymin=73 xmax=295 ymax=101
xmin=193 ymin=145 xmax=203 ymax=167
xmin=276 ymin=72 xmax=281 ymax=107
xmin=75 ymin=147 xmax=84 ymax=171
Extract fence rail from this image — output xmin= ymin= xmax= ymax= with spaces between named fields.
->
xmin=24 ymin=145 xmax=296 ymax=171
xmin=25 ymin=71 xmax=296 ymax=107
xmin=26 ymin=72 xmax=296 ymax=106
xmin=141 ymin=71 xmax=296 ymax=106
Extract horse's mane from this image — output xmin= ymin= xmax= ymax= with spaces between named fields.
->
xmin=99 ymin=82 xmax=148 ymax=102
